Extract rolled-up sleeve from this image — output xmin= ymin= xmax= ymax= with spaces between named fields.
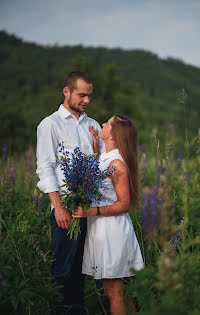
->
xmin=36 ymin=118 xmax=59 ymax=193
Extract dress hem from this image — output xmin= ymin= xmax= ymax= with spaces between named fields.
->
xmin=82 ymin=271 xmax=136 ymax=279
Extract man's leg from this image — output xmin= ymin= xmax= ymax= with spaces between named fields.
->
xmin=50 ymin=210 xmax=86 ymax=314
xmin=63 ymin=223 xmax=86 ymax=314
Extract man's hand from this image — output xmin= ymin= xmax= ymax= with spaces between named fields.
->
xmin=54 ymin=205 xmax=71 ymax=229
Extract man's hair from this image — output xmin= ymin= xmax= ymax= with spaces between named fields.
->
xmin=63 ymin=71 xmax=92 ymax=93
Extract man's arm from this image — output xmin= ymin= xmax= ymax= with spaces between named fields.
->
xmin=48 ymin=191 xmax=70 ymax=229
xmin=36 ymin=118 xmax=70 ymax=229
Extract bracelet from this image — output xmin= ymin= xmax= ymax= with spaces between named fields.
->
xmin=96 ymin=206 xmax=101 ymax=216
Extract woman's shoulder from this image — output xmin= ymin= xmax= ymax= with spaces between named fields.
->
xmin=109 ymin=158 xmax=127 ymax=172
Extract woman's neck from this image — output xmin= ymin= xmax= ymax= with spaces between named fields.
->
xmin=104 ymin=140 xmax=117 ymax=153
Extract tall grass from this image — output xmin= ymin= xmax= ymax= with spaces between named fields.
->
xmin=0 ymin=123 xmax=200 ymax=314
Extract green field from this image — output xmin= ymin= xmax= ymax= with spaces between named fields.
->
xmin=1 ymin=128 xmax=200 ymax=314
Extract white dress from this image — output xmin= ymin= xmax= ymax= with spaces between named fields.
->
xmin=82 ymin=149 xmax=144 ymax=279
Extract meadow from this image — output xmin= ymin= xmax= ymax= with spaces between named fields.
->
xmin=0 ymin=127 xmax=200 ymax=315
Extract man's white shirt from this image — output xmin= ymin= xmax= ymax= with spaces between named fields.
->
xmin=36 ymin=104 xmax=105 ymax=195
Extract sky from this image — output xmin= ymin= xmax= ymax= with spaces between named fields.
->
xmin=0 ymin=0 xmax=200 ymax=67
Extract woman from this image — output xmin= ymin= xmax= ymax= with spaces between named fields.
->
xmin=72 ymin=114 xmax=144 ymax=315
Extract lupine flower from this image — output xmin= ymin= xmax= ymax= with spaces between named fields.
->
xmin=165 ymin=144 xmax=172 ymax=184
xmin=25 ymin=146 xmax=35 ymax=174
xmin=142 ymin=185 xmax=176 ymax=247
xmin=183 ymin=171 xmax=190 ymax=185
xmin=0 ymin=271 xmax=8 ymax=288
xmin=33 ymin=193 xmax=45 ymax=212
xmin=9 ymin=161 xmax=16 ymax=188
xmin=140 ymin=153 xmax=147 ymax=183
xmin=1 ymin=144 xmax=8 ymax=167
xmin=139 ymin=144 xmax=146 ymax=153
xmin=157 ymin=160 xmax=165 ymax=186
xmin=33 ymin=194 xmax=38 ymax=204
xmin=169 ymin=219 xmax=185 ymax=251
xmin=142 ymin=186 xmax=162 ymax=239
xmin=57 ymin=146 xmax=116 ymax=239
xmin=38 ymin=196 xmax=44 ymax=210
xmin=176 ymin=157 xmax=182 ymax=171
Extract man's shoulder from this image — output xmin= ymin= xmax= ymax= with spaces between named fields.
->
xmin=85 ymin=116 xmax=101 ymax=128
xmin=37 ymin=111 xmax=60 ymax=129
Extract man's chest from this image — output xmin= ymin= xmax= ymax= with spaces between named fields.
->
xmin=55 ymin=120 xmax=94 ymax=154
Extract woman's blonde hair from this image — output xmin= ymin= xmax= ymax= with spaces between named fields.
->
xmin=111 ymin=114 xmax=138 ymax=207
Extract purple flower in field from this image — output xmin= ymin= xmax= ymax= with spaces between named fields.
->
xmin=1 ymin=144 xmax=8 ymax=167
xmin=9 ymin=161 xmax=16 ymax=188
xmin=25 ymin=146 xmax=35 ymax=174
xmin=33 ymin=194 xmax=38 ymax=204
xmin=169 ymin=219 xmax=185 ymax=251
xmin=33 ymin=193 xmax=44 ymax=210
xmin=139 ymin=144 xmax=146 ymax=153
xmin=157 ymin=160 xmax=165 ymax=186
xmin=141 ymin=154 xmax=147 ymax=173
xmin=38 ymin=196 xmax=45 ymax=210
xmin=183 ymin=171 xmax=190 ymax=185
xmin=165 ymin=144 xmax=172 ymax=184
xmin=176 ymin=157 xmax=182 ymax=171
xmin=140 ymin=154 xmax=147 ymax=183
xmin=142 ymin=186 xmax=162 ymax=237
xmin=0 ymin=271 xmax=8 ymax=288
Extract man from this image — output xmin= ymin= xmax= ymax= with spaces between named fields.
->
xmin=36 ymin=72 xmax=104 ymax=314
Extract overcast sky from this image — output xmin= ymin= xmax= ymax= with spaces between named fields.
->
xmin=0 ymin=0 xmax=199 ymax=67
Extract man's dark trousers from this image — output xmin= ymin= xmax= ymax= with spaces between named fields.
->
xmin=51 ymin=209 xmax=87 ymax=314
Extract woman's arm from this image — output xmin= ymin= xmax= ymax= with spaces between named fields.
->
xmin=89 ymin=125 xmax=99 ymax=154
xmin=72 ymin=159 xmax=131 ymax=218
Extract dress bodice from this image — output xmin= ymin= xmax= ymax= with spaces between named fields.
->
xmin=92 ymin=149 xmax=125 ymax=207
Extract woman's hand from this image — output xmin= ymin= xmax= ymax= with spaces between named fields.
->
xmin=89 ymin=125 xmax=99 ymax=154
xmin=72 ymin=205 xmax=87 ymax=218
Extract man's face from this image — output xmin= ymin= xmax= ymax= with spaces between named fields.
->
xmin=65 ymin=79 xmax=93 ymax=114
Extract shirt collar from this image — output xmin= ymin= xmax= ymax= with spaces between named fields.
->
xmin=58 ymin=104 xmax=87 ymax=121
xmin=100 ymin=149 xmax=119 ymax=161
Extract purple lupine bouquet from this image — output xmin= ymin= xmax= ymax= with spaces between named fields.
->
xmin=57 ymin=144 xmax=115 ymax=240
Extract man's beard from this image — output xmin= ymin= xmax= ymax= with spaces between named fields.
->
xmin=68 ymin=95 xmax=84 ymax=113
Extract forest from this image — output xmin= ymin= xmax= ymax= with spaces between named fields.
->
xmin=0 ymin=30 xmax=200 ymax=153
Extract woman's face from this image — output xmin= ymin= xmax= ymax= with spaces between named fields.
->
xmin=99 ymin=116 xmax=115 ymax=140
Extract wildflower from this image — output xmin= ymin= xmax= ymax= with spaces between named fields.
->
xmin=165 ymin=144 xmax=172 ymax=184
xmin=142 ymin=186 xmax=162 ymax=239
xmin=33 ymin=194 xmax=38 ymax=204
xmin=157 ymin=160 xmax=165 ymax=186
xmin=183 ymin=171 xmax=190 ymax=185
xmin=0 ymin=271 xmax=8 ymax=288
xmin=139 ymin=144 xmax=146 ymax=153
xmin=38 ymin=196 xmax=45 ymax=210
xmin=169 ymin=219 xmax=185 ymax=251
xmin=1 ymin=144 xmax=8 ymax=167
xmin=25 ymin=146 xmax=35 ymax=174
xmin=33 ymin=193 xmax=44 ymax=211
xmin=9 ymin=161 xmax=16 ymax=188
xmin=140 ymin=153 xmax=147 ymax=183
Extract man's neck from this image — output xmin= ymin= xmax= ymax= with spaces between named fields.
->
xmin=62 ymin=102 xmax=80 ymax=120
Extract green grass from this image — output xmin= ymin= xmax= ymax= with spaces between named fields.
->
xmin=0 ymin=132 xmax=200 ymax=314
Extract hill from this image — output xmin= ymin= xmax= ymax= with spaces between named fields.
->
xmin=0 ymin=30 xmax=199 ymax=152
